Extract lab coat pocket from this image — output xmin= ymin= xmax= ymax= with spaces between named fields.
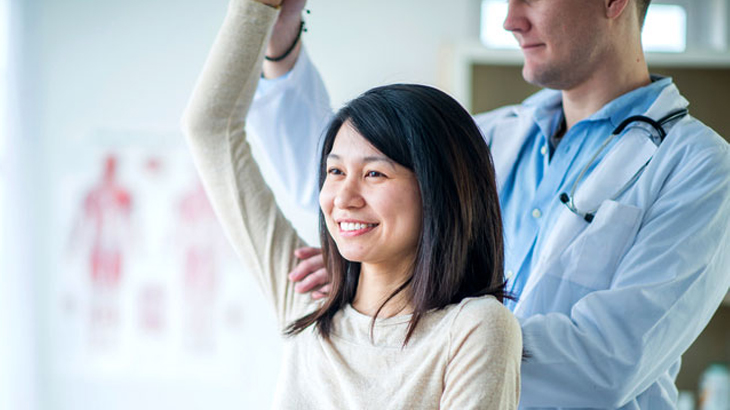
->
xmin=560 ymin=200 xmax=644 ymax=290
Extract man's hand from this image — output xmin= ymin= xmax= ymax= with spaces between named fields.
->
xmin=289 ymin=246 xmax=330 ymax=299
xmin=262 ymin=0 xmax=307 ymax=78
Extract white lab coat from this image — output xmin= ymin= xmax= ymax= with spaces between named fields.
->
xmin=478 ymin=83 xmax=730 ymax=408
xmin=248 ymin=48 xmax=730 ymax=409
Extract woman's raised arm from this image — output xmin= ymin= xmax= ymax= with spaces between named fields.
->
xmin=181 ymin=0 xmax=313 ymax=329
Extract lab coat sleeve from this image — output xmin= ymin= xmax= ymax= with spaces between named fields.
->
xmin=518 ymin=141 xmax=730 ymax=408
xmin=246 ymin=46 xmax=333 ymax=217
xmin=474 ymin=105 xmax=520 ymax=147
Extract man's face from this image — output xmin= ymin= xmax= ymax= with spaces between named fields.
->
xmin=503 ymin=0 xmax=609 ymax=90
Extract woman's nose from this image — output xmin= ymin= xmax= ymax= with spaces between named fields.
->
xmin=334 ymin=180 xmax=365 ymax=209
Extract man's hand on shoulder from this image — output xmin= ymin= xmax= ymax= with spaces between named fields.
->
xmin=290 ymin=246 xmax=330 ymax=300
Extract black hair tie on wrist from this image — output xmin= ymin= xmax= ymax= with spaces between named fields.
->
xmin=265 ymin=20 xmax=305 ymax=62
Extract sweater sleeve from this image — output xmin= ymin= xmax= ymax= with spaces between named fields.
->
xmin=440 ymin=299 xmax=522 ymax=410
xmin=181 ymin=0 xmax=314 ymax=330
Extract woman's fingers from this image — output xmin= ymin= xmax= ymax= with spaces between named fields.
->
xmin=253 ymin=0 xmax=283 ymax=8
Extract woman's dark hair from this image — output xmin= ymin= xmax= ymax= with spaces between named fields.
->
xmin=285 ymin=84 xmax=507 ymax=345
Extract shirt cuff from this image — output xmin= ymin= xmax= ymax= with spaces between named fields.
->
xmin=255 ymin=45 xmax=310 ymax=98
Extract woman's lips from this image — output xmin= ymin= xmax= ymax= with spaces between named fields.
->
xmin=337 ymin=221 xmax=379 ymax=237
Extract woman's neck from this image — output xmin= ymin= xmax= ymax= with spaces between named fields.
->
xmin=352 ymin=261 xmax=413 ymax=318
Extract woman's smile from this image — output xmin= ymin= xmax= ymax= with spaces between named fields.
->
xmin=337 ymin=220 xmax=380 ymax=237
xmin=319 ymin=121 xmax=422 ymax=267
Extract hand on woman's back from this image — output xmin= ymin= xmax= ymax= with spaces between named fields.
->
xmin=289 ymin=246 xmax=330 ymax=299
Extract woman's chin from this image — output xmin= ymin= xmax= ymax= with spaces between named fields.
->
xmin=340 ymin=252 xmax=366 ymax=263
xmin=335 ymin=247 xmax=368 ymax=264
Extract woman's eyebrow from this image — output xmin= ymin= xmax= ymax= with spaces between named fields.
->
xmin=328 ymin=154 xmax=397 ymax=171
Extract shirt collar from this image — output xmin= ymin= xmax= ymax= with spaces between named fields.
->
xmin=523 ymin=89 xmax=563 ymax=142
xmin=521 ymin=76 xmax=675 ymax=137
xmin=591 ymin=75 xmax=673 ymax=129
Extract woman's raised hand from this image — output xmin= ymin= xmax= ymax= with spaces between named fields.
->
xmin=253 ymin=0 xmax=282 ymax=8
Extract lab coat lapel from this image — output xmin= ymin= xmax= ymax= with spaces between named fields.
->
xmin=572 ymin=83 xmax=687 ymax=212
xmin=572 ymin=128 xmax=658 ymax=211
xmin=491 ymin=107 xmax=538 ymax=191
xmin=514 ymin=122 xmax=659 ymax=315
xmin=512 ymin=83 xmax=688 ymax=315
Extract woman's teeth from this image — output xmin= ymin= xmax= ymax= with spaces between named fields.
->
xmin=340 ymin=222 xmax=377 ymax=231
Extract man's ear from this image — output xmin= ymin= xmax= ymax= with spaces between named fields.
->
xmin=605 ymin=0 xmax=631 ymax=19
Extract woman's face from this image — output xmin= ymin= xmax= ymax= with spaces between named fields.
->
xmin=319 ymin=122 xmax=423 ymax=269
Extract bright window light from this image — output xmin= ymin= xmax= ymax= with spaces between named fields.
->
xmin=0 ymin=0 xmax=7 ymax=159
xmin=642 ymin=4 xmax=687 ymax=52
xmin=0 ymin=0 xmax=7 ymax=257
xmin=480 ymin=1 xmax=687 ymax=53
xmin=480 ymin=0 xmax=518 ymax=50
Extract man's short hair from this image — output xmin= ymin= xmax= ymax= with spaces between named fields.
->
xmin=637 ymin=0 xmax=652 ymax=27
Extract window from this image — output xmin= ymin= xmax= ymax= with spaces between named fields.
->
xmin=480 ymin=1 xmax=516 ymax=50
xmin=0 ymin=0 xmax=8 ymax=258
xmin=0 ymin=0 xmax=8 ymax=405
xmin=642 ymin=4 xmax=687 ymax=52
xmin=480 ymin=0 xmax=689 ymax=53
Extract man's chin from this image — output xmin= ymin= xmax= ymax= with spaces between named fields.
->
xmin=522 ymin=66 xmax=570 ymax=91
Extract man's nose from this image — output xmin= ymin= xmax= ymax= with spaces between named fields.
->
xmin=503 ymin=0 xmax=528 ymax=34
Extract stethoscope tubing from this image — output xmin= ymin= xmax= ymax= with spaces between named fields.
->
xmin=559 ymin=109 xmax=689 ymax=223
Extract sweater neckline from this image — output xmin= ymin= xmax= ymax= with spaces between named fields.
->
xmin=343 ymin=304 xmax=413 ymax=327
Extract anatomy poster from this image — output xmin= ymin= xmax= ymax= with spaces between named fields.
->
xmin=50 ymin=130 xmax=281 ymax=400
xmin=66 ymin=153 xmax=133 ymax=348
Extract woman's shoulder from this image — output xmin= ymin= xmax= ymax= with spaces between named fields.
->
xmin=452 ymin=295 xmax=516 ymax=322
xmin=447 ymin=296 xmax=522 ymax=351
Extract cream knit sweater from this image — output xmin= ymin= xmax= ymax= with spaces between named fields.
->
xmin=182 ymin=1 xmax=522 ymax=408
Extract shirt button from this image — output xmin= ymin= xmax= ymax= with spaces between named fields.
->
xmin=532 ymin=208 xmax=542 ymax=219
xmin=540 ymin=145 xmax=548 ymax=156
xmin=506 ymin=270 xmax=514 ymax=280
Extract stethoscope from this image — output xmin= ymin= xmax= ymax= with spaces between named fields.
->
xmin=559 ymin=108 xmax=689 ymax=223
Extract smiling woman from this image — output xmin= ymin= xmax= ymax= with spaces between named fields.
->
xmin=182 ymin=1 xmax=522 ymax=409
xmin=320 ymin=124 xmax=423 ymax=281
xmin=284 ymin=83 xmax=513 ymax=349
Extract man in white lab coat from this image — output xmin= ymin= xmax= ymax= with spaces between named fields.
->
xmin=245 ymin=0 xmax=730 ymax=408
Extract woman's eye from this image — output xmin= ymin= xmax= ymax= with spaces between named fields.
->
xmin=327 ymin=168 xmax=343 ymax=176
xmin=366 ymin=170 xmax=384 ymax=178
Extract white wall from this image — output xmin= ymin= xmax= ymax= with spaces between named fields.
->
xmin=305 ymin=0 xmax=478 ymax=108
xmin=18 ymin=0 xmax=481 ymax=409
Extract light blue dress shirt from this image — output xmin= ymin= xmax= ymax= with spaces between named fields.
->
xmin=499 ymin=79 xmax=672 ymax=310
